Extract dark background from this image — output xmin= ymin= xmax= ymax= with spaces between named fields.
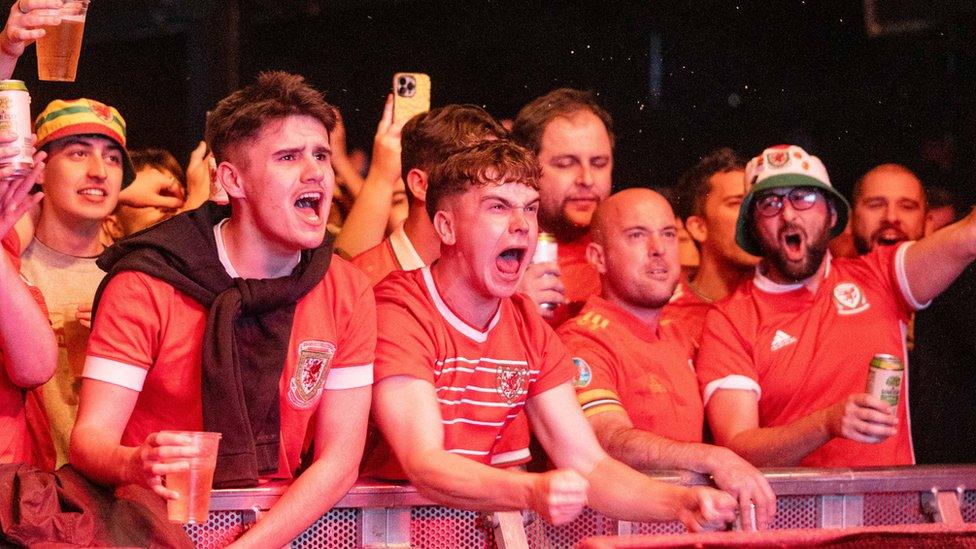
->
xmin=10 ymin=0 xmax=975 ymax=203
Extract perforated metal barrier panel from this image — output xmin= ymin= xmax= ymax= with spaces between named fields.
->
xmin=185 ymin=467 xmax=975 ymax=548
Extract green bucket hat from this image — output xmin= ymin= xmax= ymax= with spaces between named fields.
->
xmin=735 ymin=144 xmax=850 ymax=256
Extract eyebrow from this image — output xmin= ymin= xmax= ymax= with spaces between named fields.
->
xmin=481 ymin=194 xmax=540 ymax=208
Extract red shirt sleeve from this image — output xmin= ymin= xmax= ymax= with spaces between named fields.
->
xmin=331 ymin=264 xmax=377 ymax=369
xmin=87 ymin=272 xmax=165 ymax=371
xmin=373 ymin=274 xmax=437 ymax=383
xmin=696 ymin=303 xmax=761 ymax=403
xmin=516 ymin=295 xmax=574 ymax=397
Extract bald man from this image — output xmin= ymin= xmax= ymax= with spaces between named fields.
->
xmin=557 ymin=189 xmax=775 ymax=529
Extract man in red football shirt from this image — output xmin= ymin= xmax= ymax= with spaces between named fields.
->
xmin=365 ymin=140 xmax=736 ymax=530
xmin=664 ymin=149 xmax=759 ymax=348
xmin=559 ymin=188 xmax=774 ymax=529
xmin=512 ymin=89 xmax=614 ymax=321
xmin=70 ymin=72 xmax=374 ymax=548
xmin=699 ymin=144 xmax=976 ymax=468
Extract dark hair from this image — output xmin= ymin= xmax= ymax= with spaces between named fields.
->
xmin=511 ymin=88 xmax=614 ymax=154
xmin=851 ymin=163 xmax=924 ymax=205
xmin=674 ymin=148 xmax=746 ymax=221
xmin=205 ymin=71 xmax=337 ymax=165
xmin=425 ymin=140 xmax=541 ymax=220
xmin=129 ymin=148 xmax=187 ymax=190
xmin=401 ymin=104 xmax=508 ymax=203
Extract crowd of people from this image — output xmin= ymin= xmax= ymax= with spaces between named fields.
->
xmin=1 ymin=2 xmax=974 ymax=547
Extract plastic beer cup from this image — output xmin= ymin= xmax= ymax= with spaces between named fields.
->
xmin=162 ymin=431 xmax=221 ymax=524
xmin=35 ymin=0 xmax=90 ymax=82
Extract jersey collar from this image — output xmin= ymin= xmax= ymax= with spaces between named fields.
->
xmin=754 ymin=251 xmax=833 ymax=294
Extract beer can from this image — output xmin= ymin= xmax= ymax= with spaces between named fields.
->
xmin=866 ymin=353 xmax=903 ymax=407
xmin=0 ymin=80 xmax=33 ymax=179
xmin=532 ymin=232 xmax=558 ymax=264
xmin=532 ymin=233 xmax=559 ymax=310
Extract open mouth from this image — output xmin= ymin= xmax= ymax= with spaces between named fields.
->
xmin=646 ymin=263 xmax=669 ymax=280
xmin=495 ymin=247 xmax=526 ymax=275
xmin=876 ymin=229 xmax=906 ymax=247
xmin=781 ymin=227 xmax=806 ymax=260
xmin=294 ymin=191 xmax=322 ymax=222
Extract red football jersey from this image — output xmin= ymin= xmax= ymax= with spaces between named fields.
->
xmin=661 ymin=278 xmax=713 ymax=350
xmin=697 ymin=245 xmax=919 ymax=467
xmin=85 ymin=256 xmax=375 ymax=480
xmin=351 ymin=225 xmax=426 ymax=286
xmin=362 ymin=267 xmax=574 ymax=480
xmin=559 ymin=296 xmax=704 ymax=443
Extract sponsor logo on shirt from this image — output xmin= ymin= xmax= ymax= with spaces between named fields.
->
xmin=646 ymin=374 xmax=667 ymax=394
xmin=496 ymin=362 xmax=529 ymax=405
xmin=573 ymin=357 xmax=592 ymax=388
xmin=287 ymin=340 xmax=335 ymax=409
xmin=832 ymin=282 xmax=870 ymax=315
xmin=770 ymin=329 xmax=798 ymax=351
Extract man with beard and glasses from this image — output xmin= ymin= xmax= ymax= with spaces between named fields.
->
xmin=557 ymin=189 xmax=775 ymax=530
xmin=847 ymin=165 xmax=976 ymax=464
xmin=696 ymin=144 xmax=976 ymax=468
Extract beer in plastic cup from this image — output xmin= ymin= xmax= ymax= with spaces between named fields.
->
xmin=162 ymin=431 xmax=221 ymax=524
xmin=35 ymin=0 xmax=90 ymax=82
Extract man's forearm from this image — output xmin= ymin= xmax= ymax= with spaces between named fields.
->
xmin=0 ymin=254 xmax=56 ymax=387
xmin=720 ymin=410 xmax=831 ymax=467
xmin=404 ymin=449 xmax=536 ymax=512
xmin=584 ymin=456 xmax=688 ymax=522
xmin=601 ymin=426 xmax=720 ymax=474
xmin=334 ymin=174 xmax=396 ymax=257
xmin=69 ymin=425 xmax=140 ymax=487
xmin=229 ymin=457 xmax=359 ymax=548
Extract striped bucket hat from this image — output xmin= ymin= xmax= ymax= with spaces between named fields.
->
xmin=34 ymin=98 xmax=136 ymax=188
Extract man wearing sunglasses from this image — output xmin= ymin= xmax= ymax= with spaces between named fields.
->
xmin=696 ymin=144 xmax=976 ymax=468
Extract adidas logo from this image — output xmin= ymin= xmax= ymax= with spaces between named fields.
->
xmin=770 ymin=330 xmax=797 ymax=351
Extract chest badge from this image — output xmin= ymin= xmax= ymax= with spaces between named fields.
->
xmin=833 ymin=282 xmax=870 ymax=315
xmin=287 ymin=340 xmax=335 ymax=409
xmin=496 ymin=363 xmax=529 ymax=405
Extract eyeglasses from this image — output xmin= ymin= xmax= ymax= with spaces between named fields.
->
xmin=754 ymin=187 xmax=823 ymax=217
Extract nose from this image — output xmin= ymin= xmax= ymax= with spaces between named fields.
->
xmin=576 ymin=163 xmax=595 ymax=188
xmin=647 ymin=232 xmax=665 ymax=256
xmin=509 ymin=207 xmax=530 ymax=234
xmin=88 ymin=155 xmax=107 ymax=180
xmin=884 ymin=204 xmax=899 ymax=224
xmin=302 ymin=154 xmax=326 ymax=183
xmin=779 ymin=198 xmax=800 ymax=222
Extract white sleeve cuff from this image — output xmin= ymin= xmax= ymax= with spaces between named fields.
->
xmin=895 ymin=241 xmax=931 ymax=311
xmin=82 ymin=356 xmax=147 ymax=392
xmin=703 ymin=375 xmax=761 ymax=406
xmin=325 ymin=363 xmax=373 ymax=390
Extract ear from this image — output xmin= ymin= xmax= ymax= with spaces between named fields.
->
xmin=216 ymin=162 xmax=245 ymax=199
xmin=586 ymin=241 xmax=608 ymax=274
xmin=829 ymin=202 xmax=839 ymax=230
xmin=101 ymin=215 xmax=124 ymax=244
xmin=406 ymin=169 xmax=428 ymax=203
xmin=684 ymin=215 xmax=707 ymax=244
xmin=432 ymin=209 xmax=456 ymax=246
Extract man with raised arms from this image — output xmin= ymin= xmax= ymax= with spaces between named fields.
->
xmin=698 ymin=145 xmax=976 ymax=467
xmin=364 ymin=140 xmax=736 ymax=529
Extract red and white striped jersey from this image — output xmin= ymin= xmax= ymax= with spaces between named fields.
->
xmin=362 ymin=267 xmax=574 ymax=480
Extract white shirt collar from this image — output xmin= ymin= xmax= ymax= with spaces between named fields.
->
xmin=389 ymin=223 xmax=425 ymax=271
xmin=753 ymin=251 xmax=833 ymax=294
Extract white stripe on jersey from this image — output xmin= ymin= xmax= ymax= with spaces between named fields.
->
xmin=442 ymin=412 xmax=521 ymax=427
xmin=437 ymin=385 xmax=516 ymax=394
xmin=437 ymin=356 xmax=530 ymax=366
xmin=438 ymin=397 xmax=527 ymax=408
xmin=448 ymin=448 xmax=490 ymax=456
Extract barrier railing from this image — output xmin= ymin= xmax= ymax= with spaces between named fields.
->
xmin=184 ymin=465 xmax=975 ymax=548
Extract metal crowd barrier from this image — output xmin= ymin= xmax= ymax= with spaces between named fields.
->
xmin=184 ymin=465 xmax=975 ymax=548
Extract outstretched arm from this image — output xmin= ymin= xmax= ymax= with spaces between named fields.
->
xmin=528 ymin=383 xmax=737 ymax=531
xmin=904 ymin=208 xmax=976 ymax=304
xmin=587 ymin=409 xmax=775 ymax=529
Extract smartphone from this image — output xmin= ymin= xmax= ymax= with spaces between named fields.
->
xmin=392 ymin=72 xmax=431 ymax=126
